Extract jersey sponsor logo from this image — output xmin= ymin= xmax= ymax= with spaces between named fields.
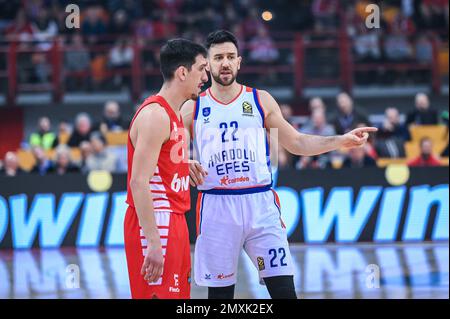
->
xmin=242 ymin=101 xmax=253 ymax=116
xmin=204 ymin=274 xmax=212 ymax=280
xmin=257 ymin=257 xmax=265 ymax=271
xmin=219 ymin=175 xmax=250 ymax=186
xmin=207 ymin=148 xmax=255 ymax=176
xmin=171 ymin=173 xmax=189 ymax=192
xmin=217 ymin=272 xmax=234 ymax=280
xmin=169 ymin=273 xmax=180 ymax=293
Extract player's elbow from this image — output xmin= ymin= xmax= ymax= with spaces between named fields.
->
xmin=130 ymin=176 xmax=147 ymax=192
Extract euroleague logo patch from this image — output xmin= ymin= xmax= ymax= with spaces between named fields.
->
xmin=242 ymin=101 xmax=253 ymax=116
xmin=257 ymin=257 xmax=265 ymax=271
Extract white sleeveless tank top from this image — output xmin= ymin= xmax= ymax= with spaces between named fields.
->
xmin=192 ymin=85 xmax=272 ymax=194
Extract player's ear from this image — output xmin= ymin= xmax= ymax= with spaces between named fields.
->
xmin=175 ymin=66 xmax=187 ymax=81
xmin=206 ymin=61 xmax=210 ymax=72
xmin=237 ymin=56 xmax=242 ymax=71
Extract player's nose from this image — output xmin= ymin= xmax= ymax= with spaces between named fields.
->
xmin=201 ymin=71 xmax=208 ymax=83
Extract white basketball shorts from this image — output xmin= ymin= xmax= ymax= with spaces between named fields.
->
xmin=194 ymin=188 xmax=294 ymax=287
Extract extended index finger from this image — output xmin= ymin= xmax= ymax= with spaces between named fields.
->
xmin=354 ymin=127 xmax=378 ymax=133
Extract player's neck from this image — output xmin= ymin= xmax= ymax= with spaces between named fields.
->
xmin=158 ymin=84 xmax=187 ymax=115
xmin=209 ymin=81 xmax=242 ymax=104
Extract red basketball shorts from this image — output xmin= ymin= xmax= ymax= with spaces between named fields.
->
xmin=124 ymin=206 xmax=191 ymax=299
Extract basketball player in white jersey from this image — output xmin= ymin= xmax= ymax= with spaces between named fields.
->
xmin=181 ymin=30 xmax=377 ymax=299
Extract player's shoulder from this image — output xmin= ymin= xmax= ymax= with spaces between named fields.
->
xmin=181 ymin=99 xmax=196 ymax=115
xmin=134 ymin=103 xmax=170 ymax=127
xmin=242 ymin=84 xmax=272 ymax=100
xmin=255 ymin=89 xmax=273 ymax=101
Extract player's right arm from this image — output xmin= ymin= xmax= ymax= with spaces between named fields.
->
xmin=129 ymin=105 xmax=170 ymax=283
xmin=181 ymin=100 xmax=207 ymax=186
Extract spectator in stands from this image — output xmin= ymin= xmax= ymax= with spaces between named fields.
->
xmin=408 ymin=137 xmax=442 ymax=167
xmin=4 ymin=9 xmax=33 ymax=42
xmin=79 ymin=141 xmax=93 ymax=173
xmin=353 ymin=23 xmax=382 ymax=62
xmin=28 ymin=8 xmax=58 ymax=83
xmin=135 ymin=17 xmax=154 ymax=43
xmin=415 ymin=0 xmax=449 ymax=30
xmin=1 ymin=151 xmax=24 ymax=176
xmin=152 ymin=10 xmax=177 ymax=40
xmin=29 ymin=116 xmax=58 ymax=150
xmin=390 ymin=11 xmax=416 ymax=35
xmin=109 ymin=37 xmax=133 ymax=88
xmin=383 ymin=28 xmax=413 ymax=62
xmin=375 ymin=107 xmax=409 ymax=158
xmin=415 ymin=35 xmax=433 ymax=63
xmin=378 ymin=107 xmax=410 ymax=140
xmin=301 ymin=109 xmax=335 ymax=136
xmin=248 ymin=28 xmax=280 ymax=64
xmin=406 ymin=93 xmax=439 ymax=125
xmin=65 ymin=33 xmax=91 ymax=90
xmin=305 ymin=97 xmax=327 ymax=134
xmin=298 ymin=109 xmax=336 ymax=169
xmin=341 ymin=146 xmax=377 ymax=168
xmin=309 ymin=97 xmax=326 ymax=113
xmin=332 ymin=92 xmax=369 ymax=135
xmin=85 ymin=132 xmax=118 ymax=172
xmin=4 ymin=10 xmax=35 ymax=82
xmin=52 ymin=145 xmax=80 ymax=175
xmin=108 ymin=9 xmax=131 ymax=36
xmin=30 ymin=146 xmax=54 ymax=175
xmin=31 ymin=8 xmax=58 ymax=51
xmin=241 ymin=7 xmax=265 ymax=40
xmin=67 ymin=113 xmax=94 ymax=147
xmin=312 ymin=0 xmax=338 ymax=28
xmin=95 ymin=100 xmax=128 ymax=133
xmin=81 ymin=6 xmax=107 ymax=45
xmin=58 ymin=119 xmax=72 ymax=141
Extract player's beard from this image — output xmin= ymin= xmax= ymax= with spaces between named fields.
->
xmin=211 ymin=69 xmax=236 ymax=86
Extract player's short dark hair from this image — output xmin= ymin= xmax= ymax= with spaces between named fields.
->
xmin=205 ymin=30 xmax=239 ymax=52
xmin=159 ymin=38 xmax=207 ymax=81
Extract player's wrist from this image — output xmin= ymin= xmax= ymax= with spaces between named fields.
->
xmin=334 ymin=135 xmax=346 ymax=149
xmin=148 ymin=236 xmax=162 ymax=248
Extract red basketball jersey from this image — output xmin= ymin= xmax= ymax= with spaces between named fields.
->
xmin=126 ymin=95 xmax=190 ymax=214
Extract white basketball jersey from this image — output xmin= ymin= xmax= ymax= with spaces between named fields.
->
xmin=193 ymin=85 xmax=272 ymax=193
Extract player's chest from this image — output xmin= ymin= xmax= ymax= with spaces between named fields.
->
xmin=197 ymin=103 xmax=262 ymax=131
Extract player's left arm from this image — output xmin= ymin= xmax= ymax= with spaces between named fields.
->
xmin=260 ymin=90 xmax=378 ymax=156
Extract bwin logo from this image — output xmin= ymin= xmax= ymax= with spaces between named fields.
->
xmin=273 ymin=184 xmax=448 ymax=243
xmin=171 ymin=174 xmax=189 ymax=192
xmin=0 ymin=184 xmax=447 ymax=249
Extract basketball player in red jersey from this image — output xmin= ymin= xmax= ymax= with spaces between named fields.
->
xmin=124 ymin=39 xmax=208 ymax=299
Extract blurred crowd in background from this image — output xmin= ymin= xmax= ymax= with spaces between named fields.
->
xmin=0 ymin=0 xmax=448 ymax=88
xmin=0 ymin=0 xmax=448 ymax=176
xmin=0 ymin=90 xmax=448 ymax=176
